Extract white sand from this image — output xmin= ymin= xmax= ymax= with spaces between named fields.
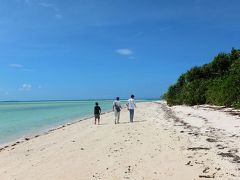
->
xmin=0 ymin=101 xmax=240 ymax=179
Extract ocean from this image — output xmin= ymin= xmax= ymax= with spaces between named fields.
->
xmin=0 ymin=99 xmax=150 ymax=145
xmin=0 ymin=100 xmax=119 ymax=145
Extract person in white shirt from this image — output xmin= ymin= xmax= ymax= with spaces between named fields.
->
xmin=113 ymin=97 xmax=122 ymax=124
xmin=127 ymin=94 xmax=136 ymax=122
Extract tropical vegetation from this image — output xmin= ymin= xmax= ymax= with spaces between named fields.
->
xmin=164 ymin=48 xmax=240 ymax=108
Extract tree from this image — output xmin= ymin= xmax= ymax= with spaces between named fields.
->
xmin=164 ymin=48 xmax=240 ymax=108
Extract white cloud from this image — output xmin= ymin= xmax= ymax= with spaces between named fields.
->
xmin=8 ymin=64 xmax=34 ymax=72
xmin=38 ymin=2 xmax=55 ymax=7
xmin=116 ymin=49 xmax=133 ymax=56
xmin=8 ymin=64 xmax=24 ymax=68
xmin=23 ymin=68 xmax=34 ymax=72
xmin=37 ymin=2 xmax=63 ymax=19
xmin=55 ymin=14 xmax=63 ymax=19
xmin=19 ymin=84 xmax=32 ymax=91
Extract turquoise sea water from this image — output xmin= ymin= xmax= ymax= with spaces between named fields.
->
xmin=0 ymin=100 xmax=124 ymax=145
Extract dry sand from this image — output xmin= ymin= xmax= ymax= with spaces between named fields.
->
xmin=0 ymin=101 xmax=240 ymax=179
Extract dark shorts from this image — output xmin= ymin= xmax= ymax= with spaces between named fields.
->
xmin=95 ymin=114 xmax=100 ymax=119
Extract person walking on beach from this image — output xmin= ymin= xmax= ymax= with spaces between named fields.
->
xmin=127 ymin=95 xmax=136 ymax=122
xmin=113 ymin=97 xmax=122 ymax=124
xmin=94 ymin=102 xmax=101 ymax=125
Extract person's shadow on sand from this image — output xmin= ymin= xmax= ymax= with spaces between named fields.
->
xmin=119 ymin=120 xmax=147 ymax=124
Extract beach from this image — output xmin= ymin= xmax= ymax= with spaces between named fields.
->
xmin=0 ymin=101 xmax=240 ymax=179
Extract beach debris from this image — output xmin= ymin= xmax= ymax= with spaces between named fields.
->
xmin=218 ymin=152 xmax=235 ymax=158
xmin=203 ymin=167 xmax=210 ymax=173
xmin=185 ymin=161 xmax=192 ymax=166
xmin=206 ymin=138 xmax=217 ymax=142
xmin=233 ymin=156 xmax=240 ymax=163
xmin=80 ymin=148 xmax=84 ymax=150
xmin=25 ymin=137 xmax=30 ymax=141
xmin=218 ymin=152 xmax=240 ymax=163
xmin=192 ymin=132 xmax=199 ymax=136
xmin=228 ymin=148 xmax=238 ymax=153
xmin=174 ymin=124 xmax=184 ymax=127
xmin=199 ymin=173 xmax=215 ymax=178
xmin=187 ymin=147 xmax=210 ymax=151
xmin=216 ymin=144 xmax=227 ymax=150
xmin=128 ymin=166 xmax=131 ymax=173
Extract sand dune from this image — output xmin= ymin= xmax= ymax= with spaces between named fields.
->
xmin=0 ymin=101 xmax=239 ymax=179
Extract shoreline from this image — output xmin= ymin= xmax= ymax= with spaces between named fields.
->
xmin=0 ymin=101 xmax=151 ymax=150
xmin=0 ymin=100 xmax=152 ymax=147
xmin=0 ymin=110 xmax=112 ymax=152
xmin=1 ymin=101 xmax=239 ymax=179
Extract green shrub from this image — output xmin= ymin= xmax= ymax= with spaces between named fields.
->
xmin=165 ymin=48 xmax=240 ymax=109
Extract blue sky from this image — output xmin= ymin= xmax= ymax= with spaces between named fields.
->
xmin=0 ymin=0 xmax=239 ymax=101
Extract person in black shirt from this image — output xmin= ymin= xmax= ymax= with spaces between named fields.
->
xmin=94 ymin=102 xmax=101 ymax=125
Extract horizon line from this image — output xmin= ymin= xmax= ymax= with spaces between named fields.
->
xmin=0 ymin=97 xmax=160 ymax=103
